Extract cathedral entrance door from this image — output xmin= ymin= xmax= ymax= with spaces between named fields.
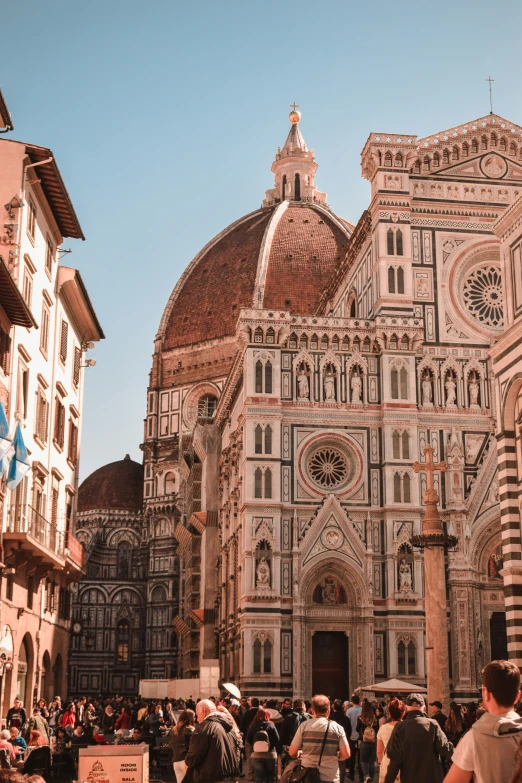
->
xmin=312 ymin=632 xmax=348 ymax=699
xmin=490 ymin=612 xmax=508 ymax=660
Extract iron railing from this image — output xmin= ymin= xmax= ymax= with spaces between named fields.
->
xmin=6 ymin=505 xmax=65 ymax=559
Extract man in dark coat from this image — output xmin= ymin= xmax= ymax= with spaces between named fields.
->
xmin=185 ymin=700 xmax=241 ymax=783
xmin=383 ymin=693 xmax=453 ymax=783
xmin=429 ymin=701 xmax=448 ymax=733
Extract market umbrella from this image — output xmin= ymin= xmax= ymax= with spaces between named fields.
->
xmin=355 ymin=678 xmax=427 ymax=694
xmin=222 ymin=682 xmax=241 ymax=700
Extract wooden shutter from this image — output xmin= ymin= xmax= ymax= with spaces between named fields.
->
xmin=60 ymin=321 xmax=68 ymax=363
xmin=73 ymin=347 xmax=81 ymax=386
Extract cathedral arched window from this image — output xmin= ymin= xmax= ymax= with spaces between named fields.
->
xmin=255 ymin=361 xmax=263 ymax=393
xmin=282 ymin=174 xmax=287 ymax=201
xmin=491 ymin=133 xmax=497 ymax=148
xmin=165 ymin=472 xmax=176 ymax=495
xmin=396 ymin=230 xmax=403 ymax=257
xmin=254 ymin=327 xmax=263 ymax=343
xmin=116 ymin=620 xmax=130 ymax=664
xmin=403 ymin=473 xmax=411 ymax=503
xmin=443 ymin=149 xmax=450 ymax=165
xmin=423 ymin=156 xmax=430 ymax=172
xmin=462 ymin=142 xmax=469 ymax=158
xmin=452 ymin=146 xmax=459 ymax=161
xmin=255 ymin=425 xmax=263 ymax=454
xmin=264 ymin=426 xmax=272 ymax=455
xmin=400 ymin=367 xmax=408 ymax=399
xmin=387 ymin=229 xmax=395 ymax=256
xmin=402 ymin=431 xmax=410 ymax=459
xmin=397 ymin=266 xmax=405 ymax=294
xmin=266 ymin=327 xmax=275 ymax=344
xmin=253 ymin=636 xmax=272 ymax=674
xmin=350 ymin=299 xmax=356 ymax=317
xmin=254 ymin=468 xmax=262 ymax=498
xmin=400 ymin=335 xmax=409 ymax=351
xmin=413 ymin=159 xmax=421 ymax=174
xmin=310 ymin=333 xmax=318 ymax=349
xmin=433 ymin=152 xmax=440 ymax=167
xmin=198 ymin=394 xmax=217 ymax=418
xmin=388 ymin=266 xmax=396 ymax=294
xmin=395 ymin=153 xmax=403 ymax=167
xmin=392 ymin=431 xmax=401 ymax=459
xmin=471 ymin=138 xmax=478 ymax=154
xmin=117 ymin=541 xmax=132 ymax=579
xmin=289 ymin=333 xmax=298 ymax=349
xmin=481 ymin=135 xmax=488 ymax=151
xmin=393 ymin=473 xmax=402 ymax=503
xmin=500 ymin=137 xmax=507 ymax=152
xmin=294 ymin=173 xmax=301 ymax=200
xmin=391 ymin=365 xmax=409 ymax=401
xmin=264 ymin=469 xmax=272 ymax=499
xmin=253 ymin=639 xmax=262 ymax=673
xmin=263 ymin=639 xmax=272 ymax=673
xmin=384 ymin=152 xmax=392 ymax=167
xmin=321 ymin=334 xmax=329 ymax=351
xmin=264 ymin=362 xmax=272 ymax=394
xmin=510 ymin=142 xmax=517 ymax=157
xmin=398 ymin=639 xmax=416 ymax=675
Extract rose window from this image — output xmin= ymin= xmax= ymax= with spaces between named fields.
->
xmin=462 ymin=265 xmax=503 ymax=329
xmin=308 ymin=447 xmax=348 ymax=488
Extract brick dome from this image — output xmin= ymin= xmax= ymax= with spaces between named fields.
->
xmin=78 ymin=455 xmax=143 ymax=512
xmin=159 ymin=202 xmax=352 ymax=351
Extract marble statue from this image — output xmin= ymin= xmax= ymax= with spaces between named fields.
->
xmin=422 ymin=374 xmax=433 ymax=405
xmin=324 ymin=370 xmax=335 ymax=401
xmin=351 ymin=373 xmax=362 ymax=403
xmin=256 ymin=557 xmax=270 ymax=587
xmin=297 ymin=370 xmax=309 ymax=399
xmin=399 ymin=558 xmax=413 ymax=592
xmin=445 ymin=377 xmax=456 ymax=406
xmin=469 ymin=377 xmax=480 ymax=407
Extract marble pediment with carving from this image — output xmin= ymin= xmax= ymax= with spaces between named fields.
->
xmin=300 ymin=494 xmax=366 ymax=570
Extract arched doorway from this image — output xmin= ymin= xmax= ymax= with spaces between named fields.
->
xmin=41 ymin=651 xmax=51 ymax=704
xmin=17 ymin=634 xmax=34 ymax=706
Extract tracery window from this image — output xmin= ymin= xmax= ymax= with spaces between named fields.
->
xmin=433 ymin=152 xmax=440 ymax=167
xmin=253 ymin=636 xmax=273 ymax=674
xmin=384 ymin=152 xmax=392 ymax=167
xmin=254 ymin=468 xmax=272 ymax=499
xmin=393 ymin=472 xmax=411 ymax=503
xmin=198 ymin=394 xmax=217 ymax=418
xmin=392 ymin=431 xmax=410 ymax=460
xmin=471 ymin=138 xmax=478 ymax=154
xmin=387 ymin=230 xmax=395 ymax=256
xmin=116 ymin=620 xmax=130 ymax=664
xmin=443 ymin=149 xmax=450 ymax=164
xmin=388 ymin=266 xmax=404 ymax=294
xmin=265 ymin=362 xmax=273 ymax=393
xmin=255 ymin=361 xmax=263 ymax=393
xmin=391 ymin=365 xmax=408 ymax=400
xmin=462 ymin=265 xmax=503 ymax=328
xmin=309 ymin=447 xmax=348 ymax=489
xmin=255 ymin=425 xmax=263 ymax=454
xmin=398 ymin=639 xmax=416 ymax=675
xmin=264 ymin=425 xmax=272 ymax=455
xmin=117 ymin=541 xmax=132 ymax=578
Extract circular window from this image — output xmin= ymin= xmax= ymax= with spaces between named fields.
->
xmin=462 ymin=265 xmax=503 ymax=329
xmin=308 ymin=447 xmax=348 ymax=488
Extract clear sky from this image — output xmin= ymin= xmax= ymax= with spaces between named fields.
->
xmin=2 ymin=0 xmax=522 ymax=479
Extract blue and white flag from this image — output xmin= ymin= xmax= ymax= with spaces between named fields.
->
xmin=0 ymin=401 xmax=11 ymax=460
xmin=6 ymin=422 xmax=30 ymax=490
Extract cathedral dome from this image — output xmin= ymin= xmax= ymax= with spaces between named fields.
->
xmin=78 ymin=455 xmax=143 ymax=513
xmin=157 ymin=111 xmax=353 ymax=353
xmin=160 ymin=203 xmax=352 ymax=351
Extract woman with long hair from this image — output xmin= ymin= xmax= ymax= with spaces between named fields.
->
xmin=60 ymin=703 xmax=76 ymax=732
xmin=444 ymin=702 xmax=465 ymax=746
xmin=246 ymin=708 xmax=280 ymax=783
xmin=115 ymin=705 xmax=132 ymax=732
xmin=357 ymin=701 xmax=379 ymax=783
xmin=170 ymin=709 xmax=196 ymax=783
xmin=377 ymin=699 xmax=405 ymax=782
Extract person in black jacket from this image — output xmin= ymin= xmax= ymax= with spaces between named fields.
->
xmin=383 ymin=693 xmax=453 ymax=783
xmin=185 ymin=700 xmax=241 ymax=783
xmin=171 ymin=709 xmax=196 ymax=783
xmin=6 ymin=699 xmax=27 ymax=731
xmin=279 ymin=700 xmax=309 ymax=769
xmin=331 ymin=700 xmax=351 ymax=783
xmin=429 ymin=700 xmax=448 ymax=733
xmin=246 ymin=708 xmax=280 ymax=783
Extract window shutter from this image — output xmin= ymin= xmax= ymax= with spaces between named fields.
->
xmin=60 ymin=321 xmax=68 ymax=363
xmin=73 ymin=347 xmax=81 ymax=386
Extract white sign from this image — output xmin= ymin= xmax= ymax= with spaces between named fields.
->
xmin=79 ymin=744 xmax=149 ymax=783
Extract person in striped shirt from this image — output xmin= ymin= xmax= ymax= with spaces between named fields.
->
xmin=289 ymin=695 xmax=350 ymax=783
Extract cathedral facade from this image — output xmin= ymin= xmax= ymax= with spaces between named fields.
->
xmin=73 ymin=108 xmax=522 ymax=699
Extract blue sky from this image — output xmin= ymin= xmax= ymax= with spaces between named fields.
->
xmin=2 ymin=0 xmax=522 ymax=479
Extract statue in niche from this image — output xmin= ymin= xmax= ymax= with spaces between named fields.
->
xmin=399 ymin=558 xmax=413 ymax=593
xmin=256 ymin=557 xmax=271 ymax=588
xmin=447 ymin=427 xmax=463 ymax=460
xmin=488 ymin=477 xmax=499 ymax=505
xmin=351 ymin=372 xmax=362 ymax=404
xmin=324 ymin=369 xmax=336 ymax=401
xmin=422 ymin=373 xmax=433 ymax=405
xmin=469 ymin=376 xmax=480 ymax=407
xmin=445 ymin=375 xmax=457 ymax=406
xmin=488 ymin=544 xmax=503 ymax=580
xmin=297 ymin=368 xmax=309 ymax=400
xmin=312 ymin=576 xmax=347 ymax=605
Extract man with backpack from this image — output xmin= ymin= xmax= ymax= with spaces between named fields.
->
xmin=185 ymin=700 xmax=242 ymax=783
xmin=383 ymin=693 xmax=453 ymax=783
xmin=289 ymin=694 xmax=350 ymax=783
xmin=280 ymin=700 xmax=310 ymax=769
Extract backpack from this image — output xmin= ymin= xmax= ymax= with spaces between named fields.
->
xmin=253 ymin=728 xmax=270 ymax=753
xmin=362 ymin=725 xmax=376 ymax=743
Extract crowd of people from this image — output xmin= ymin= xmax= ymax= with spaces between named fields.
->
xmin=2 ymin=659 xmax=522 ymax=782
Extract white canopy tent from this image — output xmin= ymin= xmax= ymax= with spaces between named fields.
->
xmin=355 ymin=678 xmax=427 ymax=694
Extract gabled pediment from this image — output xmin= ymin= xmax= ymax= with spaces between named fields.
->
xmin=300 ymin=494 xmax=366 ymax=570
xmin=417 ymin=114 xmax=522 ymax=148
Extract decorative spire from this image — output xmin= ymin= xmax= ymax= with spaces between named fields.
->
xmin=263 ymin=104 xmax=327 ymax=208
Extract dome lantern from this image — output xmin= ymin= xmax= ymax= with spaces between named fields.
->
xmin=263 ymin=104 xmax=327 ymax=208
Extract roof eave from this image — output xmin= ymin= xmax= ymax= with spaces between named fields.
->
xmin=0 ymin=256 xmax=37 ymax=328
xmin=57 ymin=266 xmax=105 ymax=342
xmin=0 ymin=90 xmax=13 ymax=132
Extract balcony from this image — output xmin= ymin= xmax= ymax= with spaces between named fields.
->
xmin=4 ymin=505 xmax=65 ymax=568
xmin=65 ymin=533 xmax=87 ymax=574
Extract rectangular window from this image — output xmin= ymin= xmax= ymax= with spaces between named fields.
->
xmin=17 ymin=363 xmax=29 ymax=419
xmin=22 ymin=270 xmax=33 ymax=308
xmin=60 ymin=320 xmax=68 ymax=363
xmin=45 ymin=237 xmax=54 ymax=274
xmin=54 ymin=395 xmax=66 ymax=449
xmin=67 ymin=417 xmax=78 ymax=466
xmin=34 ymin=386 xmax=49 ymax=444
xmin=27 ymin=198 xmax=36 ymax=239
xmin=73 ymin=346 xmax=81 ymax=387
xmin=27 ymin=576 xmax=34 ymax=610
xmin=50 ymin=483 xmax=59 ymax=526
xmin=40 ymin=303 xmax=50 ymax=356
xmin=0 ymin=326 xmax=11 ymax=375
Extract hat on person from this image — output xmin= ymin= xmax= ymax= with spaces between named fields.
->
xmin=405 ymin=693 xmax=425 ymax=707
xmin=429 ymin=700 xmax=443 ymax=710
